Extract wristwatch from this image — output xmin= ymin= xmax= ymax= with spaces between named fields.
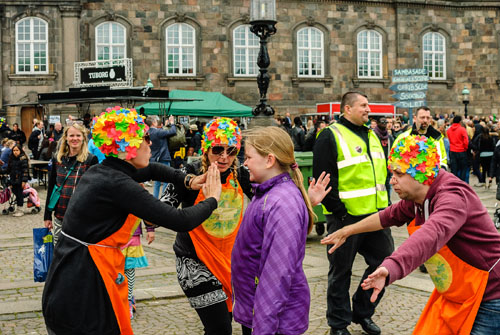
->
xmin=184 ymin=174 xmax=196 ymax=190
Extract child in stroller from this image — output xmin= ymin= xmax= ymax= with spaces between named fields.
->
xmin=0 ymin=174 xmax=41 ymax=215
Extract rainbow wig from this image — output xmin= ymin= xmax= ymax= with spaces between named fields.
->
xmin=201 ymin=117 xmax=242 ymax=154
xmin=0 ymin=117 xmax=5 ymax=128
xmin=388 ymin=135 xmax=440 ymax=185
xmin=91 ymin=106 xmax=148 ymax=160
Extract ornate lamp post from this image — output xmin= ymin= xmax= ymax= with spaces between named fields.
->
xmin=462 ymin=86 xmax=470 ymax=118
xmin=250 ymin=0 xmax=277 ymax=126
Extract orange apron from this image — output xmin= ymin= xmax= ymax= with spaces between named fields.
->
xmin=86 ymin=214 xmax=142 ymax=335
xmin=407 ymin=219 xmax=489 ymax=335
xmin=189 ymin=173 xmax=244 ymax=311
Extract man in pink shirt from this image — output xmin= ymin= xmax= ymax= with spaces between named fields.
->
xmin=447 ymin=115 xmax=470 ymax=182
xmin=322 ymin=135 xmax=500 ymax=335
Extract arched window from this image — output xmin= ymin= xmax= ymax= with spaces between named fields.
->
xmin=357 ymin=30 xmax=382 ymax=78
xmin=233 ymin=25 xmax=259 ymax=76
xmin=297 ymin=27 xmax=324 ymax=77
xmin=16 ymin=17 xmax=48 ymax=74
xmin=423 ymin=32 xmax=446 ymax=79
xmin=166 ymin=23 xmax=196 ymax=75
xmin=95 ymin=22 xmax=126 ymax=60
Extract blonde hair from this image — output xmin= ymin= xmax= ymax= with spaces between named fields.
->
xmin=243 ymin=126 xmax=315 ymax=232
xmin=56 ymin=124 xmax=90 ymax=163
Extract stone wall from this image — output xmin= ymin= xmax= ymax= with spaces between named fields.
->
xmin=1 ymin=0 xmax=500 ymax=123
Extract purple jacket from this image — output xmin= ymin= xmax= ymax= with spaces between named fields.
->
xmin=231 ymin=173 xmax=310 ymax=335
xmin=379 ymin=170 xmax=500 ymax=301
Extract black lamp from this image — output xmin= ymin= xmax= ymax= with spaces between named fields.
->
xmin=250 ymin=0 xmax=277 ymax=126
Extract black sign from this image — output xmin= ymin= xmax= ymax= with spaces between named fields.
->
xmin=80 ymin=65 xmax=126 ymax=85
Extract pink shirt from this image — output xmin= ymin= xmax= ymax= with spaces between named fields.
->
xmin=379 ymin=170 xmax=500 ymax=301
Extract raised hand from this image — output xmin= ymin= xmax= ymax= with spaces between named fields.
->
xmin=203 ymin=163 xmax=221 ymax=202
xmin=308 ymin=171 xmax=332 ymax=207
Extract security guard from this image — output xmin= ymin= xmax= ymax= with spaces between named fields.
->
xmin=393 ymin=106 xmax=448 ymax=170
xmin=313 ymin=92 xmax=394 ymax=335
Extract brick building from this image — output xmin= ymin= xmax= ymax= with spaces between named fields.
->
xmin=1 ymin=0 xmax=500 ymax=134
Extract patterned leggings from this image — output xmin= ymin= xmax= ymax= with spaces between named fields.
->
xmin=125 ymin=268 xmax=135 ymax=301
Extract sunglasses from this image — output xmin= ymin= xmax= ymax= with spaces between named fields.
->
xmin=143 ymin=133 xmax=151 ymax=145
xmin=211 ymin=146 xmax=238 ymax=156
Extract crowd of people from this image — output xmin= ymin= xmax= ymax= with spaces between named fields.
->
xmin=1 ymin=94 xmax=500 ymax=335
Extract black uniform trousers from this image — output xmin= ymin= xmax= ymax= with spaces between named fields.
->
xmin=326 ymin=213 xmax=394 ymax=330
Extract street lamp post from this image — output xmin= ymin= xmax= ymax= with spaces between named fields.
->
xmin=462 ymin=86 xmax=470 ymax=118
xmin=250 ymin=0 xmax=277 ymax=126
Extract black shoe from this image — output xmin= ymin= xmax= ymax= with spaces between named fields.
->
xmin=330 ymin=328 xmax=351 ymax=335
xmin=352 ymin=317 xmax=381 ymax=335
xmin=419 ymin=264 xmax=428 ymax=273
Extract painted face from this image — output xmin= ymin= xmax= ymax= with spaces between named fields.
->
xmin=12 ymin=147 xmax=21 ymax=157
xmin=207 ymin=144 xmax=237 ymax=173
xmin=66 ymin=126 xmax=84 ymax=153
xmin=415 ymin=109 xmax=432 ymax=132
xmin=390 ymin=169 xmax=420 ymax=202
xmin=129 ymin=137 xmax=151 ymax=169
xmin=346 ymin=95 xmax=370 ymax=126
xmin=244 ymin=144 xmax=269 ymax=184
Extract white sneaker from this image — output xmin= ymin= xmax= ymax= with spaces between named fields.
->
xmin=12 ymin=209 xmax=24 ymax=217
xmin=475 ymin=183 xmax=485 ymax=187
xmin=29 ymin=178 xmax=38 ymax=184
xmin=144 ymin=181 xmax=152 ymax=187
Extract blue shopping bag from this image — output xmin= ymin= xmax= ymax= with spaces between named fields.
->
xmin=33 ymin=228 xmax=53 ymax=282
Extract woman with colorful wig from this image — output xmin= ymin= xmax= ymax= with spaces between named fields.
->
xmin=160 ymin=117 xmax=330 ymax=335
xmin=42 ymin=107 xmax=221 ymax=335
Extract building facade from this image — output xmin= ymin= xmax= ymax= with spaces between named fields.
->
xmin=1 ymin=0 xmax=500 ymax=133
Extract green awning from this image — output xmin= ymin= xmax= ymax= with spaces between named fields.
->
xmin=137 ymin=90 xmax=253 ymax=117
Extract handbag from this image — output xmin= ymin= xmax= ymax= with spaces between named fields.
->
xmin=47 ymin=161 xmax=76 ymax=211
xmin=33 ymin=227 xmax=54 ymax=282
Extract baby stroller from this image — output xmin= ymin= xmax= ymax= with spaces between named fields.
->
xmin=1 ymin=174 xmax=41 ymax=215
xmin=494 ymin=203 xmax=500 ymax=229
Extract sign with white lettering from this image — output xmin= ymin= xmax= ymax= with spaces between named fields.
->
xmin=80 ymin=65 xmax=126 ymax=85
xmin=390 ymin=69 xmax=429 ymax=113
xmin=74 ymin=58 xmax=133 ymax=88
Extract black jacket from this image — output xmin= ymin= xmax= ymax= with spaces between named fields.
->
xmin=42 ymin=158 xmax=218 ymax=335
xmin=8 ymin=129 xmax=26 ymax=145
xmin=7 ymin=154 xmax=29 ymax=185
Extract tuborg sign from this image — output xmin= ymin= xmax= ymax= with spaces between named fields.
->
xmin=74 ymin=58 xmax=133 ymax=88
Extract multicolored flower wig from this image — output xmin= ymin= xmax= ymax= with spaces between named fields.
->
xmin=388 ymin=135 xmax=440 ymax=185
xmin=0 ymin=117 xmax=5 ymax=128
xmin=91 ymin=106 xmax=148 ymax=160
xmin=201 ymin=117 xmax=242 ymax=154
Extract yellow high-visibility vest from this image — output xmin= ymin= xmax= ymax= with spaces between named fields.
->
xmin=322 ymin=123 xmax=388 ymax=216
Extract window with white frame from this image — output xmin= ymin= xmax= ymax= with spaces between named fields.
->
xmin=233 ymin=25 xmax=259 ymax=76
xmin=16 ymin=17 xmax=48 ymax=74
xmin=297 ymin=27 xmax=323 ymax=77
xmin=166 ymin=23 xmax=196 ymax=75
xmin=357 ymin=30 xmax=382 ymax=78
xmin=423 ymin=32 xmax=446 ymax=79
xmin=96 ymin=22 xmax=126 ymax=61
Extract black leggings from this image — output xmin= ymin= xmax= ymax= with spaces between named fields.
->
xmin=12 ymin=183 xmax=23 ymax=207
xmin=195 ymin=301 xmax=232 ymax=335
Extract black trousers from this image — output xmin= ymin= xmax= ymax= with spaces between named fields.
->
xmin=326 ymin=214 xmax=394 ymax=330
xmin=195 ymin=301 xmax=232 ymax=335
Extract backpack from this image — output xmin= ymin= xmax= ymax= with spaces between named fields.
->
xmin=168 ymin=124 xmax=187 ymax=153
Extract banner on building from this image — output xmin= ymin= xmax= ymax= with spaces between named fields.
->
xmin=74 ymin=58 xmax=133 ymax=88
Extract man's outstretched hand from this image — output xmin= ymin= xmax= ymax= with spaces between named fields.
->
xmin=361 ymin=266 xmax=389 ymax=303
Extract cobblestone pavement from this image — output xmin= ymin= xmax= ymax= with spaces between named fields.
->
xmin=0 ymin=176 xmax=498 ymax=335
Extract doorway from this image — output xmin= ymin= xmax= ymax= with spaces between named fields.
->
xmin=21 ymin=106 xmax=43 ymax=140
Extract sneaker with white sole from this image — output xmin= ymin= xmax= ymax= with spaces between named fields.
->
xmin=12 ymin=209 xmax=24 ymax=217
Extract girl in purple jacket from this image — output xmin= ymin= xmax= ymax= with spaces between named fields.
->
xmin=232 ymin=126 xmax=325 ymax=335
